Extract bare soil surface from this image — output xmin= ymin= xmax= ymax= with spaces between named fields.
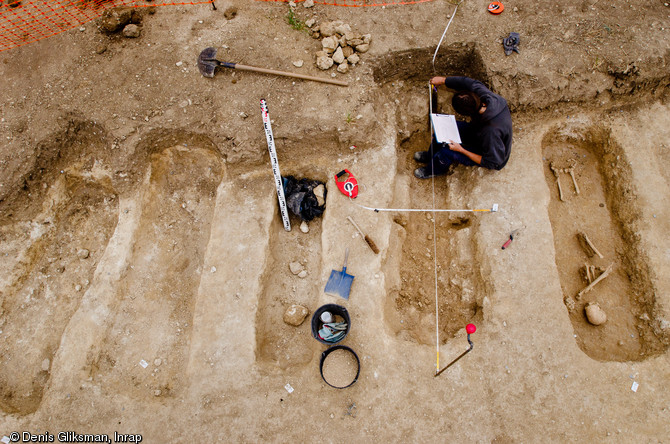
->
xmin=1 ymin=0 xmax=670 ymax=441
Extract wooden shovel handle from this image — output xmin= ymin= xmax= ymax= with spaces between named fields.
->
xmin=233 ymin=63 xmax=348 ymax=87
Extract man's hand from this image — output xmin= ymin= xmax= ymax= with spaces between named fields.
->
xmin=430 ymin=76 xmax=446 ymax=86
xmin=447 ymin=141 xmax=482 ymax=165
xmin=447 ymin=141 xmax=463 ymax=152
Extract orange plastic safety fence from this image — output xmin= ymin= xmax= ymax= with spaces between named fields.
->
xmin=0 ymin=0 xmax=214 ymax=52
xmin=258 ymin=0 xmax=435 ymax=6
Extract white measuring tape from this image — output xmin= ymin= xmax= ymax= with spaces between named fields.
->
xmin=351 ymin=200 xmax=498 ymax=213
xmin=260 ymin=99 xmax=291 ymax=232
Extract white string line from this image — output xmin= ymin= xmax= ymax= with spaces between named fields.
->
xmin=432 ymin=0 xmax=464 ymax=73
xmin=429 ymin=83 xmax=440 ymax=373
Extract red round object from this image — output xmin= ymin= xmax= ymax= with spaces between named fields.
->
xmin=466 ymin=324 xmax=477 ymax=334
xmin=335 ymin=169 xmax=359 ymax=199
xmin=487 ymin=1 xmax=504 ymax=14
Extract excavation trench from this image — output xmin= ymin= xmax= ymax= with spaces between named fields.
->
xmin=543 ymin=124 xmax=668 ymax=361
xmin=0 ymin=119 xmax=119 ymax=415
xmin=0 ymin=175 xmax=118 ymax=415
xmin=87 ymin=144 xmax=224 ymax=400
xmin=252 ymin=154 xmax=332 ymax=371
xmin=376 ymin=46 xmax=490 ymax=345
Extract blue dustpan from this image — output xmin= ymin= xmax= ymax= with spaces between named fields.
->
xmin=324 ymin=248 xmax=354 ymax=300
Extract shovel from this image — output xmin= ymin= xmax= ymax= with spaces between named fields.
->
xmin=324 ymin=248 xmax=355 ymax=300
xmin=197 ymin=47 xmax=348 ymax=87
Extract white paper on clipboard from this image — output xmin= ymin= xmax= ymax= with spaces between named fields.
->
xmin=430 ymin=113 xmax=462 ymax=144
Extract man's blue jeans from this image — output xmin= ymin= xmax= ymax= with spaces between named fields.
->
xmin=428 ymin=121 xmax=479 ymax=174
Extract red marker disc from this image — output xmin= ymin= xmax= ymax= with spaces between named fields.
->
xmin=487 ymin=1 xmax=504 ymax=14
xmin=466 ymin=324 xmax=477 ymax=334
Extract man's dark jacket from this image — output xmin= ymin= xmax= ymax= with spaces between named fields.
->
xmin=444 ymin=76 xmax=512 ymax=170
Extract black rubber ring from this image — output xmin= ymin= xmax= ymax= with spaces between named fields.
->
xmin=319 ymin=345 xmax=360 ymax=389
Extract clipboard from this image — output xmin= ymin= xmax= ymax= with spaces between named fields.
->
xmin=430 ymin=113 xmax=462 ymax=144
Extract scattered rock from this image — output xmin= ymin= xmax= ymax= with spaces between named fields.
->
xmin=41 ymin=358 xmax=50 ymax=371
xmin=154 ymin=358 xmax=162 ymax=366
xmin=342 ymin=46 xmax=354 ymax=58
xmin=316 ymin=55 xmax=334 ymax=70
xmin=305 ymin=17 xmax=316 ymax=28
xmin=289 ymin=261 xmax=303 ymax=275
xmin=77 ymin=248 xmax=90 ymax=259
xmin=334 ymin=23 xmax=352 ymax=35
xmin=347 ymin=53 xmax=360 ymax=65
xmin=303 ymin=0 xmax=315 ymax=7
xmin=224 ymin=6 xmax=238 ymax=20
xmin=153 ymin=389 xmax=162 ymax=396
xmin=332 ymin=47 xmax=345 ymax=64
xmin=362 ymin=33 xmax=372 ymax=44
xmin=300 ymin=221 xmax=309 ymax=233
xmin=319 ymin=21 xmax=339 ymax=37
xmin=321 ymin=36 xmax=338 ymax=53
xmin=343 ymin=32 xmax=357 ymax=43
xmin=283 ymin=304 xmax=309 ymax=326
xmin=99 ymin=7 xmax=135 ymax=33
xmin=298 ymin=270 xmax=308 ymax=278
xmin=95 ymin=44 xmax=107 ymax=54
xmin=122 ymin=24 xmax=141 ymax=38
xmin=292 ymin=60 xmax=304 ymax=68
xmin=75 ymin=284 xmax=82 ymax=292
xmin=313 ymin=184 xmax=325 ymax=206
xmin=337 ymin=61 xmax=349 ymax=73
xmin=585 ymin=302 xmax=607 ymax=326
xmin=355 ymin=43 xmax=370 ymax=53
xmin=338 ymin=35 xmax=347 ymax=47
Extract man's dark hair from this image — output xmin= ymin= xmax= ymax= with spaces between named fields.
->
xmin=452 ymin=91 xmax=481 ymax=117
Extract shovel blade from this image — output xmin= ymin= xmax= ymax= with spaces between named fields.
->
xmin=198 ymin=47 xmax=219 ymax=78
xmin=324 ymin=268 xmax=354 ymax=300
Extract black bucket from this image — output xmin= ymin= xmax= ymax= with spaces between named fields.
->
xmin=311 ymin=304 xmax=350 ymax=345
xmin=319 ymin=345 xmax=360 ymax=389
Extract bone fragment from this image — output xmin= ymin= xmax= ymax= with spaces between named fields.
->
xmin=577 ymin=263 xmax=614 ymax=299
xmin=585 ymin=263 xmax=592 ymax=283
xmin=577 ymin=231 xmax=604 ymax=259
xmin=591 ymin=265 xmax=599 ymax=280
xmin=567 ymin=166 xmax=580 ymax=195
xmin=550 ymin=162 xmax=565 ymax=202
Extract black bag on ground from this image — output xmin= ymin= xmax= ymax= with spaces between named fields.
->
xmin=282 ymin=176 xmax=327 ymax=221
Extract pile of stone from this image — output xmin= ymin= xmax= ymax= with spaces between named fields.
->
xmin=307 ymin=20 xmax=372 ymax=74
xmin=99 ymin=7 xmax=153 ymax=38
